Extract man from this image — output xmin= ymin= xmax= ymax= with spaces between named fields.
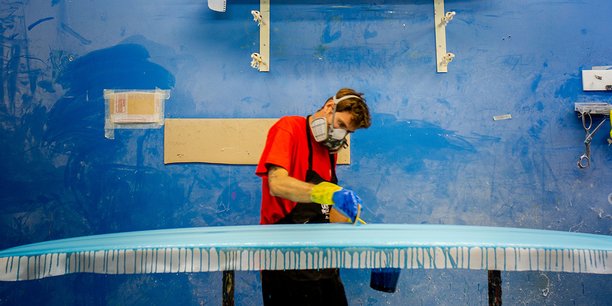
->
xmin=255 ymin=88 xmax=372 ymax=305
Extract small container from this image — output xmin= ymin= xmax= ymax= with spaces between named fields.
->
xmin=370 ymin=268 xmax=401 ymax=293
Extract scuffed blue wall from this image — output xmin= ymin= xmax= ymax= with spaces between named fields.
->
xmin=1 ymin=0 xmax=611 ymax=305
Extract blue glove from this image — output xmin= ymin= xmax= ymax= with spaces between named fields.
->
xmin=310 ymin=182 xmax=363 ymax=223
xmin=331 ymin=188 xmax=363 ymax=223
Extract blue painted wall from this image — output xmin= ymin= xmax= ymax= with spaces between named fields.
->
xmin=1 ymin=0 xmax=611 ymax=304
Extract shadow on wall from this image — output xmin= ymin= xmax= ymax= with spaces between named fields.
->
xmin=45 ymin=43 xmax=178 ymax=233
xmin=0 ymin=43 xmax=179 ymax=247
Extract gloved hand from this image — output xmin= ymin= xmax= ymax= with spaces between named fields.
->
xmin=311 ymin=182 xmax=363 ymax=223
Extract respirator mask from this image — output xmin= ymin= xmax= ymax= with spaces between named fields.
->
xmin=310 ymin=94 xmax=362 ymax=152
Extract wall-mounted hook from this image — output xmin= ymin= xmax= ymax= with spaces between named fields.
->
xmin=574 ymin=102 xmax=612 ymax=168
xmin=250 ymin=52 xmax=266 ymax=70
xmin=440 ymin=52 xmax=455 ymax=67
xmin=577 ymin=112 xmax=608 ymax=168
xmin=251 ymin=10 xmax=264 ymax=26
xmin=441 ymin=11 xmax=456 ymax=26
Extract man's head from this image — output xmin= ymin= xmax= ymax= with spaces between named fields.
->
xmin=317 ymin=88 xmax=371 ymax=131
xmin=311 ymin=88 xmax=371 ymax=151
xmin=329 ymin=88 xmax=371 ymax=130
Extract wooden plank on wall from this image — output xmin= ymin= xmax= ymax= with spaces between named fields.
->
xmin=164 ymin=118 xmax=350 ymax=165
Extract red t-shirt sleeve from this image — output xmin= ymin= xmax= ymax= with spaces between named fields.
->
xmin=256 ymin=120 xmax=296 ymax=176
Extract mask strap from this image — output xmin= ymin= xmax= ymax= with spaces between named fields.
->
xmin=332 ymin=94 xmax=363 ymax=105
xmin=330 ymin=105 xmax=337 ymax=136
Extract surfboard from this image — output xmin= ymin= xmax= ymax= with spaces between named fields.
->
xmin=1 ymin=224 xmax=610 ymax=281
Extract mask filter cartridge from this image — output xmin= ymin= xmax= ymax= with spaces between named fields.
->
xmin=310 ymin=117 xmax=328 ymax=142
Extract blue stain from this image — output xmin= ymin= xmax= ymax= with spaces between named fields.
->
xmin=364 ymin=26 xmax=377 ymax=40
xmin=6 ymin=44 xmax=20 ymax=108
xmin=321 ymin=22 xmax=342 ymax=44
xmin=56 ymin=43 xmax=174 ymax=95
xmin=528 ymin=119 xmax=546 ymax=140
xmin=502 ymin=55 xmax=521 ymax=71
xmin=531 ymin=73 xmax=542 ymax=92
xmin=59 ymin=23 xmax=92 ymax=45
xmin=27 ymin=17 xmax=54 ymax=31
xmin=554 ymin=73 xmax=581 ymax=101
xmin=37 ymin=80 xmax=55 ymax=93
xmin=535 ymin=101 xmax=544 ymax=112
xmin=355 ymin=113 xmax=479 ymax=171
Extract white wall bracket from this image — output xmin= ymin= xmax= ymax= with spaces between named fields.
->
xmin=434 ymin=0 xmax=456 ymax=73
xmin=251 ymin=0 xmax=270 ymax=72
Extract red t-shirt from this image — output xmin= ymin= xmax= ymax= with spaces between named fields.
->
xmin=256 ymin=116 xmax=335 ymax=224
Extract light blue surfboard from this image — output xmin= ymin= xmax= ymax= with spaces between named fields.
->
xmin=1 ymin=224 xmax=610 ymax=281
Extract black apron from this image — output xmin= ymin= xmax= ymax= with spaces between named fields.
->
xmin=261 ymin=117 xmax=347 ymax=306
xmin=265 ymin=116 xmax=341 ymax=282
xmin=275 ymin=115 xmax=338 ymax=225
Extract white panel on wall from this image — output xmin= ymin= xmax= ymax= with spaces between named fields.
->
xmin=582 ymin=69 xmax=612 ymax=91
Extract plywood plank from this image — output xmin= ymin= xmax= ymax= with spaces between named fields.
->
xmin=164 ymin=118 xmax=350 ymax=165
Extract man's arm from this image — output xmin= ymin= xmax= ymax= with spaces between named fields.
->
xmin=267 ymin=164 xmax=363 ymax=223
xmin=267 ymin=165 xmax=314 ymax=203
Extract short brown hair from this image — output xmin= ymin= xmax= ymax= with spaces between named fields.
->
xmin=333 ymin=88 xmax=371 ymax=129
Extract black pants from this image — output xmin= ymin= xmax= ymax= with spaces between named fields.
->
xmin=261 ymin=270 xmax=348 ymax=306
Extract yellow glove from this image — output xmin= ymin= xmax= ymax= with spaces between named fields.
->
xmin=310 ymin=182 xmax=342 ymax=205
xmin=311 ymin=182 xmax=364 ymax=224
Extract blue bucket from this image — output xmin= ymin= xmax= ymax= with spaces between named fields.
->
xmin=370 ymin=268 xmax=401 ymax=293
